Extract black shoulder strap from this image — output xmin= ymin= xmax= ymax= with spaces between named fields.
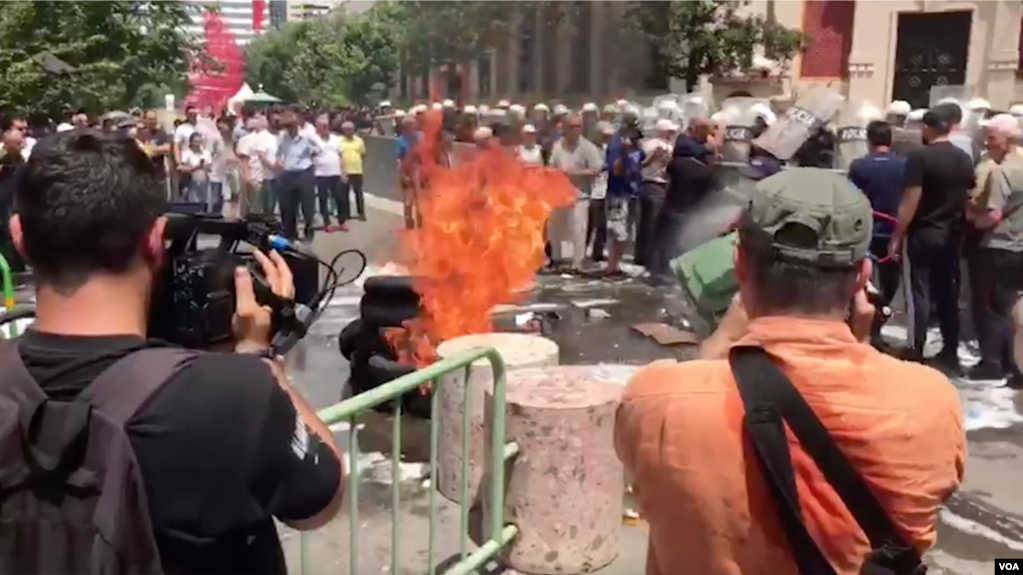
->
xmin=77 ymin=347 xmax=199 ymax=426
xmin=729 ymin=345 xmax=921 ymax=574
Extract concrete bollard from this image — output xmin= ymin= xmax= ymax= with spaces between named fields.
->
xmin=489 ymin=366 xmax=624 ymax=575
xmin=436 ymin=333 xmax=559 ymax=506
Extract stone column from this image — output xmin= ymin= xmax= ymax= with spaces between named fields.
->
xmin=436 ymin=333 xmax=560 ymax=506
xmin=487 ymin=366 xmax=624 ymax=575
xmin=590 ymin=1 xmax=604 ymax=99
xmin=981 ymin=0 xmax=1022 ymax=109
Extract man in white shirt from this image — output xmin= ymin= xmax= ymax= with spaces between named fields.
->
xmin=10 ymin=118 xmax=35 ymax=160
xmin=311 ymin=114 xmax=347 ymax=232
xmin=517 ymin=124 xmax=544 ymax=166
xmin=174 ymin=105 xmax=199 ymax=163
xmin=635 ymin=119 xmax=676 ymax=268
xmin=587 ymin=121 xmax=615 ymax=264
xmin=548 ymin=114 xmax=604 ymax=273
xmin=235 ymin=115 xmax=277 ymax=216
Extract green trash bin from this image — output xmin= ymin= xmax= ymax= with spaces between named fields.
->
xmin=671 ymin=232 xmax=739 ymax=328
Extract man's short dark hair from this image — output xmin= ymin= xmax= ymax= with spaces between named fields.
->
xmin=866 ymin=120 xmax=892 ymax=147
xmin=738 ymin=226 xmax=859 ymax=316
xmin=15 ymin=130 xmax=167 ymax=292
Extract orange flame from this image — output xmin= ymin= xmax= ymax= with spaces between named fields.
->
xmin=385 ymin=110 xmax=577 ymax=366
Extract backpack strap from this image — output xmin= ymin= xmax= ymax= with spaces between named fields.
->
xmin=77 ymin=347 xmax=200 ymax=426
xmin=0 ymin=339 xmax=47 ymax=407
xmin=730 ymin=346 xmax=923 ymax=575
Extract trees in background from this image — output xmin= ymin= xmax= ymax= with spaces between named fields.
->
xmin=626 ymin=0 xmax=805 ymax=91
xmin=0 ymin=1 xmax=202 ymax=119
xmin=244 ymin=5 xmax=401 ymax=107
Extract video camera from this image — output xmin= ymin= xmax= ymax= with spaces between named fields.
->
xmin=147 ymin=211 xmax=365 ymax=352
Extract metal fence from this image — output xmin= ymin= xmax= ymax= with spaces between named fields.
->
xmin=302 ymin=347 xmax=520 ymax=575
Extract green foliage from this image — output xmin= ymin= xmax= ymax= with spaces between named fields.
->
xmin=627 ymin=0 xmax=805 ymax=90
xmin=0 ymin=1 xmax=202 ymax=119
xmin=244 ymin=5 xmax=402 ymax=107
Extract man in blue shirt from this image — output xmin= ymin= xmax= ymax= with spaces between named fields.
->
xmin=275 ymin=108 xmax=321 ymax=240
xmin=604 ymin=124 xmax=644 ymax=276
xmin=848 ymin=120 xmax=907 ymax=343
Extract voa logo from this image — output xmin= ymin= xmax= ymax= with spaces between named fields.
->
xmin=998 ymin=561 xmax=1021 ymax=571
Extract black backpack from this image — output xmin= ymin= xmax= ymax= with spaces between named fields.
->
xmin=730 ymin=346 xmax=927 ymax=575
xmin=0 ymin=341 xmax=197 ymax=574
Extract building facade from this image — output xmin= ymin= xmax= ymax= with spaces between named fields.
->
xmin=285 ymin=1 xmax=345 ymax=22
xmin=398 ymin=0 xmax=1023 ymax=110
xmin=183 ymin=0 xmax=269 ymax=46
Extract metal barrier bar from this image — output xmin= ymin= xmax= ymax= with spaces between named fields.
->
xmin=303 ymin=347 xmax=519 ymax=575
xmin=1 ymin=253 xmax=13 ymax=310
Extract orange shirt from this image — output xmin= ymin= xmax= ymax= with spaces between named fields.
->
xmin=615 ymin=317 xmax=966 ymax=575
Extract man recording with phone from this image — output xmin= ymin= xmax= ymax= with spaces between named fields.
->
xmin=616 ymin=168 xmax=964 ymax=575
xmin=1 ymin=131 xmax=345 ymax=574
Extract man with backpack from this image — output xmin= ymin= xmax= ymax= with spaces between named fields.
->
xmin=0 ymin=130 xmax=345 ymax=574
xmin=615 ymin=168 xmax=965 ymax=574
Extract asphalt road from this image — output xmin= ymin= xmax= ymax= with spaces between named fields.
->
xmin=278 ymin=195 xmax=1023 ymax=575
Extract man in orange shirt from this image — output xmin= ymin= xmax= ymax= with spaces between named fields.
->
xmin=615 ymin=168 xmax=966 ymax=575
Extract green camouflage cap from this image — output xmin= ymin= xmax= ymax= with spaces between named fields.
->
xmin=741 ymin=168 xmax=872 ymax=268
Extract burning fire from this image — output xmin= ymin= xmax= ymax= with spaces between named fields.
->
xmin=385 ymin=110 xmax=577 ymax=365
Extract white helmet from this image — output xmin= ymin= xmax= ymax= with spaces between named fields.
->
xmin=968 ymin=97 xmax=991 ymax=111
xmin=497 ymin=99 xmax=511 ymax=109
xmin=1010 ymin=104 xmax=1023 ymax=117
xmin=393 ymin=109 xmax=406 ymax=118
xmin=379 ymin=100 xmax=392 ymax=108
xmin=462 ymin=105 xmax=478 ymax=115
xmin=431 ymin=102 xmax=443 ymax=111
xmin=886 ymin=100 xmax=911 ymax=116
xmin=509 ymin=104 xmax=526 ymax=115
xmin=552 ymin=103 xmax=570 ymax=116
xmin=582 ymin=102 xmax=599 ymax=113
xmin=442 ymin=99 xmax=455 ymax=108
xmin=906 ymin=108 xmax=927 ymax=122
xmin=656 ymin=99 xmax=678 ymax=111
xmin=751 ymin=102 xmax=776 ymax=125
xmin=857 ymin=105 xmax=884 ymax=123
xmin=533 ymin=103 xmax=549 ymax=112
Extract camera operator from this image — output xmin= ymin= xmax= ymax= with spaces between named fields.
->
xmin=5 ymin=131 xmax=345 ymax=574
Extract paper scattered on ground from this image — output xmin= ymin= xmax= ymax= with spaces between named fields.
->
xmin=493 ymin=302 xmax=564 ymax=315
xmin=631 ymin=322 xmax=701 ymax=346
xmin=571 ymin=298 xmax=620 ymax=309
xmin=355 ymin=452 xmax=429 ymax=485
xmin=881 ymin=325 xmax=1023 ymax=431
xmin=588 ymin=308 xmax=611 ymax=320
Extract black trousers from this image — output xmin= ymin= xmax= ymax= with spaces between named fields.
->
xmin=343 ymin=174 xmax=365 ymax=219
xmin=635 ymin=182 xmax=666 ymax=267
xmin=278 ymin=169 xmax=316 ymax=240
xmin=316 ymin=175 xmax=348 ymax=226
xmin=971 ymin=247 xmax=1023 ymax=373
xmin=587 ymin=198 xmax=607 ymax=261
xmin=906 ymin=229 xmax=962 ymax=357
xmin=868 ymin=236 xmax=903 ymax=340
xmin=648 ymin=206 xmax=686 ymax=280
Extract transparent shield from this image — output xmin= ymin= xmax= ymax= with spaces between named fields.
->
xmin=754 ymin=87 xmax=845 ymax=161
xmin=834 ymin=100 xmax=882 ymax=170
xmin=718 ymin=97 xmax=763 ymax=163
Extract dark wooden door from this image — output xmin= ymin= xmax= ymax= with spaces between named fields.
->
xmin=892 ymin=11 xmax=972 ymax=109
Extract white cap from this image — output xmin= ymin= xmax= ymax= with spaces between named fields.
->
xmin=521 ymin=123 xmax=537 ymax=134
xmin=968 ymin=97 xmax=991 ymax=111
xmin=479 ymin=104 xmax=490 ymax=114
xmin=474 ymin=126 xmax=493 ymax=139
xmin=497 ymin=99 xmax=511 ymax=108
xmin=1010 ymin=104 xmax=1023 ymax=117
xmin=596 ymin=120 xmax=615 ymax=135
xmin=533 ymin=103 xmax=549 ymax=112
xmin=616 ymin=99 xmax=630 ymax=109
xmin=887 ymin=100 xmax=911 ymax=116
xmin=553 ymin=104 xmax=569 ymax=116
xmin=509 ymin=104 xmax=526 ymax=114
xmin=655 ymin=118 xmax=678 ymax=132
xmin=463 ymin=105 xmax=478 ymax=115
xmin=751 ymin=102 xmax=776 ymax=125
xmin=582 ymin=102 xmax=599 ymax=113
xmin=907 ymin=108 xmax=927 ymax=122
xmin=413 ymin=104 xmax=427 ymax=114
xmin=442 ymin=99 xmax=455 ymax=108
xmin=857 ymin=105 xmax=883 ymax=122
xmin=393 ymin=109 xmax=407 ymax=118
xmin=657 ymin=99 xmax=679 ymax=111
xmin=431 ymin=102 xmax=443 ymax=110
xmin=379 ymin=100 xmax=392 ymax=108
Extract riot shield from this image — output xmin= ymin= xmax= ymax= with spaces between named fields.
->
xmin=754 ymin=87 xmax=844 ymax=161
xmin=834 ymin=101 xmax=882 ymax=170
xmin=678 ymin=93 xmax=711 ymax=133
xmin=930 ymin=85 xmax=979 ymax=157
xmin=374 ymin=114 xmax=397 ymax=136
xmin=718 ymin=97 xmax=766 ymax=163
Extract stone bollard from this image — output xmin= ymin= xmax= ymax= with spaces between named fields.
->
xmin=436 ymin=333 xmax=559 ymax=506
xmin=488 ymin=366 xmax=624 ymax=575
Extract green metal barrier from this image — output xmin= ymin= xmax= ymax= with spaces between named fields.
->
xmin=1 ymin=252 xmax=13 ymax=311
xmin=301 ymin=347 xmax=520 ymax=575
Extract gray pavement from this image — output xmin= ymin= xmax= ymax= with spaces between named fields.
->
xmin=281 ymin=197 xmax=1023 ymax=575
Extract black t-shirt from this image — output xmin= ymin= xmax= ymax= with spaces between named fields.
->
xmin=17 ymin=331 xmax=342 ymax=575
xmin=904 ymin=141 xmax=975 ymax=235
xmin=151 ymin=132 xmax=172 ymax=177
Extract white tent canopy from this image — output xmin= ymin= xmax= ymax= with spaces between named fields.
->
xmin=227 ymin=83 xmax=255 ymax=109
